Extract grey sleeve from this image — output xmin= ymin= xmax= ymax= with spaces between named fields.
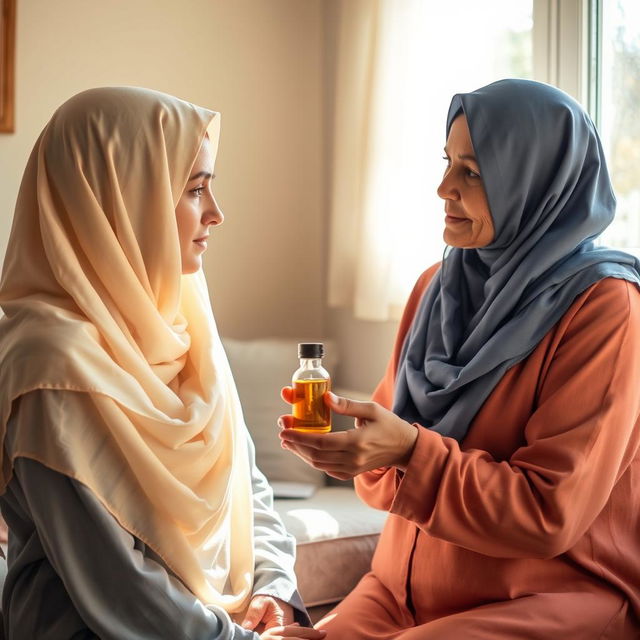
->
xmin=13 ymin=457 xmax=259 ymax=640
xmin=246 ymin=433 xmax=311 ymax=627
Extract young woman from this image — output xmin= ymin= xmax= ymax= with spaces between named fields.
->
xmin=279 ymin=79 xmax=640 ymax=638
xmin=0 ymin=87 xmax=325 ymax=640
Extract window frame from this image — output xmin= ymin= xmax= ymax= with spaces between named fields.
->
xmin=532 ymin=0 xmax=593 ymax=107
xmin=537 ymin=0 xmax=640 ymax=256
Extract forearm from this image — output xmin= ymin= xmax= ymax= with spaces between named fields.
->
xmin=247 ymin=431 xmax=310 ymax=625
xmin=391 ymin=392 xmax=639 ymax=559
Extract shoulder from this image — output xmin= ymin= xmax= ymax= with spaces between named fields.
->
xmin=554 ymin=277 xmax=640 ymax=351
xmin=582 ymin=275 xmax=639 ymax=300
xmin=572 ymin=277 xmax=640 ymax=322
xmin=9 ymin=389 xmax=96 ymax=429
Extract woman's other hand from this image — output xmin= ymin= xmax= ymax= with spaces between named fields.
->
xmin=242 ymin=595 xmax=294 ymax=631
xmin=278 ymin=390 xmax=418 ymax=480
xmin=259 ymin=623 xmax=326 ymax=639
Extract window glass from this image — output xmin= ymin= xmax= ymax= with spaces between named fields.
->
xmin=597 ymin=0 xmax=640 ymax=252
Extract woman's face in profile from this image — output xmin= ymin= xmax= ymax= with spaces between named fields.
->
xmin=438 ymin=115 xmax=494 ymax=248
xmin=175 ymin=136 xmax=224 ymax=274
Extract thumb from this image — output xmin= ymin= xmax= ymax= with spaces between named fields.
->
xmin=241 ymin=599 xmax=267 ymax=630
xmin=326 ymin=392 xmax=377 ymax=419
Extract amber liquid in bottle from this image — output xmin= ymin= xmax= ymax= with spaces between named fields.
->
xmin=292 ymin=378 xmax=331 ymax=433
xmin=291 ymin=343 xmax=331 ymax=433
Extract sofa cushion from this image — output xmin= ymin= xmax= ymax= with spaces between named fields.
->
xmin=223 ymin=337 xmax=337 ymax=489
xmin=274 ymin=487 xmax=387 ymax=607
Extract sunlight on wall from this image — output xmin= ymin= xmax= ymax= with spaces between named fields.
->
xmin=350 ymin=0 xmax=533 ymax=316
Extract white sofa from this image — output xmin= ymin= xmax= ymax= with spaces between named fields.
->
xmin=223 ymin=338 xmax=387 ymax=621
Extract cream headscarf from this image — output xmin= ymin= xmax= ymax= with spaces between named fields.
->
xmin=0 ymin=87 xmax=255 ymax=611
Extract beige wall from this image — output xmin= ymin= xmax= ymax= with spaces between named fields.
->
xmin=0 ymin=0 xmax=395 ymax=395
xmin=0 ymin=0 xmax=325 ymax=338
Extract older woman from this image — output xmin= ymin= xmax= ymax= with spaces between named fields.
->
xmin=0 ymin=87 xmax=326 ymax=640
xmin=279 ymin=79 xmax=640 ymax=638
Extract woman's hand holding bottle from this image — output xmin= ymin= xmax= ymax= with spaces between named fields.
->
xmin=278 ymin=390 xmax=419 ymax=480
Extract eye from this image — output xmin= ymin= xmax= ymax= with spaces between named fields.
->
xmin=190 ymin=186 xmax=205 ymax=197
xmin=466 ymin=168 xmax=481 ymax=179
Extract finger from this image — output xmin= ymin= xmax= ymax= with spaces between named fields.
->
xmin=241 ymin=599 xmax=269 ymax=630
xmin=282 ymin=442 xmax=352 ymax=467
xmin=280 ymin=440 xmax=344 ymax=465
xmin=275 ymin=600 xmax=295 ymax=626
xmin=279 ymin=441 xmax=322 ymax=466
xmin=281 ymin=609 xmax=294 ymax=627
xmin=279 ymin=625 xmax=327 ymax=638
xmin=324 ymin=469 xmax=356 ymax=481
xmin=280 ymin=386 xmax=295 ymax=404
xmin=281 ymin=441 xmax=325 ymax=463
xmin=280 ymin=442 xmax=357 ymax=478
xmin=289 ymin=628 xmax=327 ymax=639
xmin=279 ymin=428 xmax=351 ymax=451
xmin=280 ymin=438 xmax=357 ymax=472
xmin=260 ymin=623 xmax=327 ymax=639
xmin=326 ymin=392 xmax=377 ymax=420
xmin=262 ymin=599 xmax=285 ymax=628
xmin=278 ymin=415 xmax=295 ymax=430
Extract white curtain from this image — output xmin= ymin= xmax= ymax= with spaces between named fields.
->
xmin=327 ymin=0 xmax=533 ymax=321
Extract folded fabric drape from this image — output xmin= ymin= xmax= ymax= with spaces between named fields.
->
xmin=0 ymin=87 xmax=255 ymax=611
xmin=394 ymin=79 xmax=640 ymax=442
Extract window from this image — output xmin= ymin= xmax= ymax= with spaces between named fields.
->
xmin=328 ymin=0 xmax=534 ymax=320
xmin=329 ymin=0 xmax=639 ymax=321
xmin=593 ymin=0 xmax=640 ymax=253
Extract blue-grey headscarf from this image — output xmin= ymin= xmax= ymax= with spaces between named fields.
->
xmin=393 ymin=79 xmax=640 ymax=442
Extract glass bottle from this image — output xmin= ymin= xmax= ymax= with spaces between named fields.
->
xmin=291 ymin=342 xmax=331 ymax=433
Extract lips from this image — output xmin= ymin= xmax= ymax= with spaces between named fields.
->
xmin=193 ymin=236 xmax=209 ymax=250
xmin=444 ymin=206 xmax=466 ymax=218
xmin=445 ymin=213 xmax=468 ymax=223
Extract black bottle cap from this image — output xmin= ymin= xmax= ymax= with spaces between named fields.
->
xmin=298 ymin=342 xmax=324 ymax=359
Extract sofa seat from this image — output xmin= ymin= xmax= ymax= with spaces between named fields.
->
xmin=274 ymin=486 xmax=387 ymax=611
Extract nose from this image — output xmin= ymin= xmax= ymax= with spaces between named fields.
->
xmin=437 ymin=169 xmax=458 ymax=201
xmin=203 ymin=192 xmax=224 ymax=226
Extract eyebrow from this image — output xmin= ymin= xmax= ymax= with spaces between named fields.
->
xmin=188 ymin=170 xmax=214 ymax=181
xmin=443 ymin=148 xmax=478 ymax=162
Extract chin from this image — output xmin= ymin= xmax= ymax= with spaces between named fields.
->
xmin=181 ymin=260 xmax=202 ymax=275
xmin=443 ymin=231 xmax=464 ymax=247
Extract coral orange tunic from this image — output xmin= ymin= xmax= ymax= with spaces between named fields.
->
xmin=319 ymin=265 xmax=640 ymax=639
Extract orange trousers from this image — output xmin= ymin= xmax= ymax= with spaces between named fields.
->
xmin=315 ymin=572 xmax=630 ymax=639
